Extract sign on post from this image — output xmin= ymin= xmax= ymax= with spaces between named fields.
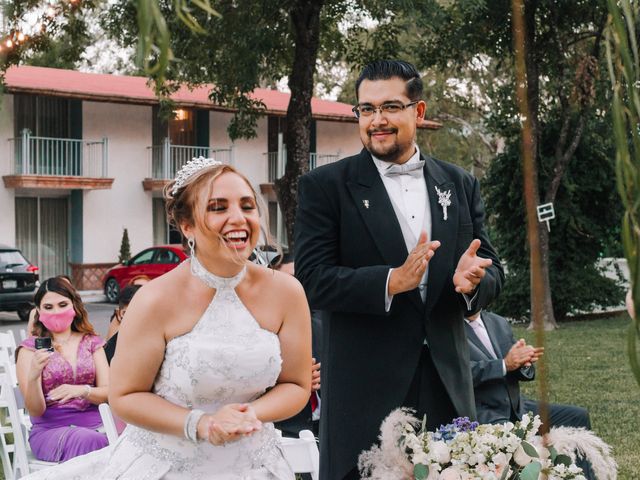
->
xmin=536 ymin=202 xmax=555 ymax=232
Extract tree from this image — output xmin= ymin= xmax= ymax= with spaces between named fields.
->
xmin=405 ymin=0 xmax=615 ymax=327
xmin=118 ymin=228 xmax=132 ymax=264
xmin=483 ymin=114 xmax=624 ymax=320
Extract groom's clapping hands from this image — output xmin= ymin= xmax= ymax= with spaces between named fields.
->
xmin=453 ymin=239 xmax=493 ymax=295
xmin=388 ymin=231 xmax=440 ymax=296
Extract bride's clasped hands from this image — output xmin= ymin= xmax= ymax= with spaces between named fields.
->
xmin=197 ymin=403 xmax=262 ymax=445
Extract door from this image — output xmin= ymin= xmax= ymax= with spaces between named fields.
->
xmin=15 ymin=197 xmax=69 ymax=280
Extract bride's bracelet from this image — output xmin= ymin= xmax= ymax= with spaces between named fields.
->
xmin=184 ymin=409 xmax=206 ymax=444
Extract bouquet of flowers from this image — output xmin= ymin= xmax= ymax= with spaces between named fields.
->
xmin=358 ymin=409 xmax=588 ymax=480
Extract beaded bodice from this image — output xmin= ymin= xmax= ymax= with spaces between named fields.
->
xmin=153 ymin=256 xmax=282 ymax=411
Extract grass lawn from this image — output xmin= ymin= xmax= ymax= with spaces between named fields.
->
xmin=514 ymin=314 xmax=640 ymax=479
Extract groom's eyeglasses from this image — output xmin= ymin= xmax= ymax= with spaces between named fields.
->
xmin=352 ymin=101 xmax=418 ymax=119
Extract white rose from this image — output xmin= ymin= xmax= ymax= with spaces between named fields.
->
xmin=440 ymin=466 xmax=463 ymax=480
xmin=430 ymin=440 xmax=451 ymax=464
xmin=513 ymin=445 xmax=532 ymax=467
xmin=426 ymin=465 xmax=440 ymax=480
xmin=492 ymin=452 xmax=508 ymax=469
xmin=412 ymin=451 xmax=430 ymax=466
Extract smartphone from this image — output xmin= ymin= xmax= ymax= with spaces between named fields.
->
xmin=34 ymin=337 xmax=54 ymax=352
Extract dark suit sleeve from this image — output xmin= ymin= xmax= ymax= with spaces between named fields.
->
xmin=294 ymin=172 xmax=390 ymax=315
xmin=463 ymin=178 xmax=504 ymax=315
xmin=469 ymin=356 xmax=506 ymax=387
xmin=509 ymin=365 xmax=535 ymax=382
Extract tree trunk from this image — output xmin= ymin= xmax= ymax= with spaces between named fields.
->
xmin=537 ymin=226 xmax=559 ymax=329
xmin=521 ymin=0 xmax=558 ymax=330
xmin=273 ymin=0 xmax=324 ymax=254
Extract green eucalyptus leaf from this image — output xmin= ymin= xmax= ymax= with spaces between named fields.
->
xmin=521 ymin=441 xmax=539 ymax=458
xmin=554 ymin=454 xmax=572 ymax=467
xmin=548 ymin=445 xmax=558 ymax=462
xmin=414 ymin=464 xmax=429 ymax=480
xmin=519 ymin=462 xmax=541 ymax=480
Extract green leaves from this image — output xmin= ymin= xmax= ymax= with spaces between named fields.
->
xmin=414 ymin=464 xmax=429 ymax=480
xmin=519 ymin=462 xmax=541 ymax=480
xmin=606 ymin=0 xmax=640 ymax=388
xmin=520 ymin=441 xmax=539 ymax=459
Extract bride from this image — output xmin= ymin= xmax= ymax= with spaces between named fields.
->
xmin=26 ymin=158 xmax=312 ymax=479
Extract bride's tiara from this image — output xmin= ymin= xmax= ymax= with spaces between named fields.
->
xmin=171 ymin=156 xmax=223 ymax=195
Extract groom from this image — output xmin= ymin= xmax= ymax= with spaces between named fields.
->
xmin=294 ymin=60 xmax=504 ymax=479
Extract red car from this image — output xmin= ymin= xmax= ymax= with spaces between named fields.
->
xmin=103 ymin=245 xmax=188 ymax=303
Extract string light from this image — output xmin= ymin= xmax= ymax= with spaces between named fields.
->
xmin=0 ymin=0 xmax=83 ymax=57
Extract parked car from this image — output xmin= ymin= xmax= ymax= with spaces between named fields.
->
xmin=0 ymin=245 xmax=40 ymax=321
xmin=103 ymin=245 xmax=188 ymax=303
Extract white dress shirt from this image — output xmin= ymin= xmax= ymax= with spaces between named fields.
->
xmin=371 ymin=146 xmax=429 ymax=311
xmin=371 ymin=146 xmax=477 ymax=312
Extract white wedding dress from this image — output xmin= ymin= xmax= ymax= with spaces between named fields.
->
xmin=25 ymin=257 xmax=294 ymax=480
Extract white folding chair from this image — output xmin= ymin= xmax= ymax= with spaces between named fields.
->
xmin=280 ymin=429 xmax=319 ymax=480
xmin=18 ymin=330 xmax=27 ymax=342
xmin=98 ymin=403 xmax=120 ymax=446
xmin=0 ymin=332 xmax=17 ymax=358
xmin=0 ymin=349 xmax=18 ymax=387
xmin=0 ymin=374 xmax=56 ymax=478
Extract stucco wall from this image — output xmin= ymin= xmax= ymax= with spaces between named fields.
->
xmin=316 ymin=119 xmax=362 ymax=159
xmin=0 ymin=95 xmax=15 ymax=246
xmin=82 ymin=101 xmax=153 ymax=263
xmin=210 ymin=111 xmax=268 ymax=188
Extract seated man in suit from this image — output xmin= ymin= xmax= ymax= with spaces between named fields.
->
xmin=465 ymin=310 xmax=591 ymax=429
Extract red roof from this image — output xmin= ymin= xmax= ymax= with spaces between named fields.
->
xmin=4 ymin=65 xmax=440 ymax=128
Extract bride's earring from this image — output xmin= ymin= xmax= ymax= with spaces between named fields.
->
xmin=187 ymin=237 xmax=196 ymax=258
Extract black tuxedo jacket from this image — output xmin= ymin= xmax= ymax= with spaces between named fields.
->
xmin=294 ymin=149 xmax=504 ymax=480
xmin=465 ymin=311 xmax=535 ymax=425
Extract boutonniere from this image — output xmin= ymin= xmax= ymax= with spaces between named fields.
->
xmin=435 ymin=186 xmax=452 ymax=221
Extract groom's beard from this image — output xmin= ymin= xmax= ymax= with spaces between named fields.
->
xmin=364 ymin=128 xmax=413 ymax=164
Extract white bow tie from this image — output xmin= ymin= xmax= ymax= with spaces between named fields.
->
xmin=383 ymin=160 xmax=425 ymax=178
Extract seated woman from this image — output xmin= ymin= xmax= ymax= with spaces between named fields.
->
xmin=16 ymin=276 xmax=110 ymax=462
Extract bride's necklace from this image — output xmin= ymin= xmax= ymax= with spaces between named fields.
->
xmin=190 ymin=254 xmax=246 ymax=290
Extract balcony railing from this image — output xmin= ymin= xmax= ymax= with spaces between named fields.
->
xmin=148 ymin=139 xmax=234 ymax=180
xmin=264 ymin=150 xmax=340 ymax=182
xmin=310 ymin=152 xmax=340 ymax=170
xmin=8 ymin=129 xmax=108 ymax=177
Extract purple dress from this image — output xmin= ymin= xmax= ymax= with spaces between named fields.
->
xmin=19 ymin=334 xmax=109 ymax=462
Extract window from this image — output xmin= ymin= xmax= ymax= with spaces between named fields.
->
xmin=155 ymin=249 xmax=179 ymax=264
xmin=130 ymin=249 xmax=156 ymax=265
xmin=0 ymin=251 xmax=28 ymax=268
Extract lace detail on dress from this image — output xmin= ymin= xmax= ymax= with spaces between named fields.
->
xmin=190 ymin=255 xmax=246 ymax=290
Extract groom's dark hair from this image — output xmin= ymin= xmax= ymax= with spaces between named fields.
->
xmin=355 ymin=60 xmax=423 ymax=101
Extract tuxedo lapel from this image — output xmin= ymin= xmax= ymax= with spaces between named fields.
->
xmin=424 ymin=156 xmax=458 ymax=314
xmin=464 ymin=322 xmax=495 ymax=359
xmin=345 ymin=150 xmax=424 ymax=312
xmin=345 ymin=150 xmax=408 ymax=268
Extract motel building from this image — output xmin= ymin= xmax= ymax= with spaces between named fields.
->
xmin=0 ymin=65 xmax=437 ymax=290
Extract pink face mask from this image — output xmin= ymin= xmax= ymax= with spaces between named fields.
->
xmin=39 ymin=308 xmax=76 ymax=333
